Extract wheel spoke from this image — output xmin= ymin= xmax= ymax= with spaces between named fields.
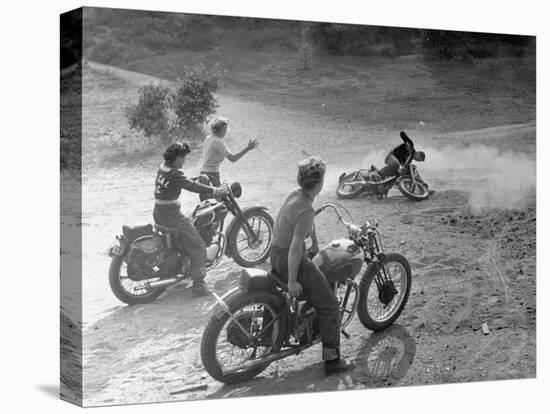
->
xmin=365 ymin=260 xmax=407 ymax=323
xmin=214 ymin=302 xmax=278 ymax=373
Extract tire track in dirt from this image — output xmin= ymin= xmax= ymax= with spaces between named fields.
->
xmin=482 ymin=223 xmax=511 ymax=303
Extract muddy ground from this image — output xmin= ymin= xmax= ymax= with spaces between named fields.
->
xmin=61 ymin=62 xmax=536 ymax=406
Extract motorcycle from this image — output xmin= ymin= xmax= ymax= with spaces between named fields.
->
xmin=200 ymin=202 xmax=412 ymax=384
xmin=336 ymin=131 xmax=430 ymax=201
xmin=107 ymin=182 xmax=274 ymax=305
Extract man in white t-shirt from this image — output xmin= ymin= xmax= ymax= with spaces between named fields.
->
xmin=199 ymin=116 xmax=259 ymax=200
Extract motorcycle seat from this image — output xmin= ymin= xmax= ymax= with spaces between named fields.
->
xmin=122 ymin=224 xmax=153 ymax=240
xmin=153 ymin=224 xmax=181 ymax=235
xmin=239 ymin=268 xmax=277 ymax=292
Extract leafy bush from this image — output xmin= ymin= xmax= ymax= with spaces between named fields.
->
xmin=126 ymin=83 xmax=171 ymax=139
xmin=125 ymin=66 xmax=220 ymax=144
xmin=246 ymin=27 xmax=299 ymax=51
xmin=169 ymin=65 xmax=220 ymax=143
xmin=87 ymin=38 xmax=127 ymax=64
xmin=310 ymin=24 xmax=418 ymax=57
xmin=421 ymin=30 xmax=534 ymax=60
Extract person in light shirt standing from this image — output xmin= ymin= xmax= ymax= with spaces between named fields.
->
xmin=199 ymin=117 xmax=259 ymax=200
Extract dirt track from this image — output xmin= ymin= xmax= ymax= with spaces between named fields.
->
xmin=67 ymin=63 xmax=535 ymax=406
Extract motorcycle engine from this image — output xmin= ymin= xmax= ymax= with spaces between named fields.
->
xmin=198 ymin=224 xmax=217 ymax=245
xmin=294 ymin=304 xmax=319 ymax=345
xmin=126 ymin=236 xmax=163 ymax=281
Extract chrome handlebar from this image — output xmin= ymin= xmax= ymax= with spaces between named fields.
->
xmin=316 ymin=203 xmax=378 ymax=237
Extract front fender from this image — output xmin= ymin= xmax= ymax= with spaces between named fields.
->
xmin=225 ymin=205 xmax=270 ymax=257
xmin=339 ymin=171 xmax=360 ymax=183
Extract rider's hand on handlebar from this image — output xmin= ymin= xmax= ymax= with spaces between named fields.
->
xmin=348 ymin=224 xmax=361 ymax=236
xmin=287 ymin=280 xmax=302 ymax=298
xmin=307 ymin=244 xmax=319 ymax=258
xmin=213 ymin=185 xmax=230 ymax=199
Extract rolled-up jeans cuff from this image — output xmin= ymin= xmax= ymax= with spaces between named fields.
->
xmin=322 ymin=347 xmax=340 ymax=361
xmin=190 ymin=268 xmax=206 ymax=283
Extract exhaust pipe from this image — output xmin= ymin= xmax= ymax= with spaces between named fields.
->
xmin=134 ymin=274 xmax=186 ymax=291
xmin=222 ymin=340 xmax=321 ymax=376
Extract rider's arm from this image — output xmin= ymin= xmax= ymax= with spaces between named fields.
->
xmin=226 ymin=147 xmax=249 ymax=163
xmin=310 ymin=222 xmax=319 ymax=252
xmin=288 ymin=235 xmax=304 ymax=292
xmin=400 ymin=132 xmax=414 ymax=149
xmin=287 ymin=210 xmax=315 ymax=296
xmin=226 ymin=140 xmax=259 ymax=163
xmin=173 ymin=170 xmax=219 ymax=194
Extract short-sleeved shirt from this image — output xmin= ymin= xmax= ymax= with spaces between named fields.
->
xmin=272 ymin=189 xmax=315 ymax=249
xmin=154 ymin=164 xmax=212 ymax=201
xmin=201 ymin=135 xmax=230 ymax=173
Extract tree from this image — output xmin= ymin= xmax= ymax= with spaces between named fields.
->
xmin=169 ymin=65 xmax=220 ymax=143
xmin=125 ymin=65 xmax=220 ymax=145
xmin=125 ymin=83 xmax=170 ymax=142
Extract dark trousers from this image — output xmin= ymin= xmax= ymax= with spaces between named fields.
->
xmin=378 ymin=153 xmax=400 ymax=178
xmin=153 ymin=205 xmax=206 ymax=284
xmin=199 ymin=171 xmax=221 ymax=201
xmin=270 ymin=245 xmax=341 ymax=361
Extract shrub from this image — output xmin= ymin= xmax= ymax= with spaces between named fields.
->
xmin=310 ymin=23 xmax=418 ymax=57
xmin=421 ymin=30 xmax=534 ymax=60
xmin=246 ymin=28 xmax=299 ymax=51
xmin=88 ymin=38 xmax=127 ymax=64
xmin=125 ymin=83 xmax=171 ymax=140
xmin=169 ymin=65 xmax=220 ymax=143
xmin=125 ymin=66 xmax=220 ymax=145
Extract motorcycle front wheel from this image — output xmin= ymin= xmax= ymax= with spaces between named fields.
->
xmin=108 ymin=254 xmax=165 ymax=305
xmin=336 ymin=173 xmax=365 ymax=199
xmin=228 ymin=209 xmax=274 ymax=267
xmin=358 ymin=253 xmax=412 ymax=331
xmin=396 ymin=177 xmax=429 ymax=201
xmin=200 ymin=291 xmax=287 ymax=384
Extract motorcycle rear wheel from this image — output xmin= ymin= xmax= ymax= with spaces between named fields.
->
xmin=358 ymin=253 xmax=412 ymax=331
xmin=397 ymin=177 xmax=429 ymax=201
xmin=336 ymin=174 xmax=365 ymax=199
xmin=108 ymin=254 xmax=165 ymax=305
xmin=200 ymin=291 xmax=287 ymax=384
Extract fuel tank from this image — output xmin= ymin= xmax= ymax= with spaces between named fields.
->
xmin=189 ymin=200 xmax=228 ymax=228
xmin=312 ymin=239 xmax=363 ymax=283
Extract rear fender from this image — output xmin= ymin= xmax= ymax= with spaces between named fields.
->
xmin=107 ymin=235 xmax=128 ymax=257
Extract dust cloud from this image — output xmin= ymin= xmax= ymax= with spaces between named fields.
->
xmin=323 ymin=145 xmax=535 ymax=214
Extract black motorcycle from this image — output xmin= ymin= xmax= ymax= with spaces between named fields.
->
xmin=107 ymin=182 xmax=274 ymax=305
xmin=336 ymin=131 xmax=430 ymax=201
xmin=200 ymin=203 xmax=412 ymax=384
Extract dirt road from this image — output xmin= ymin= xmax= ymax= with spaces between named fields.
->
xmin=69 ymin=63 xmax=536 ymax=406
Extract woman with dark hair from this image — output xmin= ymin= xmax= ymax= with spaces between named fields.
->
xmin=199 ymin=116 xmax=259 ymax=200
xmin=154 ymin=142 xmax=228 ymax=297
xmin=270 ymin=156 xmax=354 ymax=374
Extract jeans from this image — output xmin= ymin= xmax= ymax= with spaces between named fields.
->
xmin=153 ymin=205 xmax=206 ymax=284
xmin=378 ymin=153 xmax=400 ymax=178
xmin=270 ymin=245 xmax=341 ymax=361
xmin=199 ymin=171 xmax=221 ymax=201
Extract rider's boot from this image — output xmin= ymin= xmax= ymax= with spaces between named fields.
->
xmin=324 ymin=357 xmax=355 ymax=375
xmin=192 ymin=281 xmax=212 ymax=297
